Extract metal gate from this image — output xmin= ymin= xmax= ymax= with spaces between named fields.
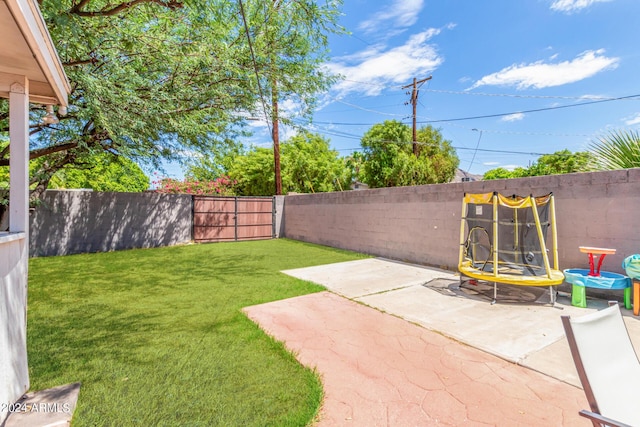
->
xmin=193 ymin=196 xmax=274 ymax=243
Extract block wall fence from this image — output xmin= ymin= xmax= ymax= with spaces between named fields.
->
xmin=30 ymin=190 xmax=192 ymax=257
xmin=29 ymin=169 xmax=640 ymax=281
xmin=281 ymin=169 xmax=640 ymax=277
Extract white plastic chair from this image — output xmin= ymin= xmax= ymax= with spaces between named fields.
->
xmin=561 ymin=303 xmax=640 ymax=427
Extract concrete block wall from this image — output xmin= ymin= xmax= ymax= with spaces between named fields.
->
xmin=30 ymin=190 xmax=193 ymax=257
xmin=283 ymin=169 xmax=640 ymax=277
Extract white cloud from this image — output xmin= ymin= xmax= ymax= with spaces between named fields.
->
xmin=327 ymin=28 xmax=445 ymax=97
xmin=470 ymin=49 xmax=618 ymax=90
xmin=550 ymin=0 xmax=612 ymax=13
xmin=625 ymin=113 xmax=640 ymax=126
xmin=358 ymin=0 xmax=424 ymax=36
xmin=501 ymin=113 xmax=525 ymax=122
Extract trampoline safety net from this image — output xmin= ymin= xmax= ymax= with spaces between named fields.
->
xmin=459 ymin=192 xmax=558 ymax=279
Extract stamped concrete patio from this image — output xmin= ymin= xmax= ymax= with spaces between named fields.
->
xmin=244 ymin=258 xmax=640 ymax=426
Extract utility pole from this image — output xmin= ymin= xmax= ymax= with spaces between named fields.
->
xmin=402 ymin=76 xmax=432 ymax=156
xmin=270 ymin=0 xmax=282 ymax=196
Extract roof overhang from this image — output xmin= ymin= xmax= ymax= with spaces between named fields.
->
xmin=0 ymin=0 xmax=70 ymax=106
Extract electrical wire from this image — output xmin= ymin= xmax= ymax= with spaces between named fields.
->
xmin=238 ymin=0 xmax=273 ymax=139
xmin=419 ymin=94 xmax=640 ymax=124
xmin=339 ymin=78 xmax=640 ymax=101
xmin=308 ymin=93 xmax=640 ymax=126
xmin=423 ymin=88 xmax=631 ymax=100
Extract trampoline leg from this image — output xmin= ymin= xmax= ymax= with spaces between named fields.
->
xmin=491 ymin=282 xmax=497 ymax=305
xmin=549 ymin=286 xmax=556 ymax=305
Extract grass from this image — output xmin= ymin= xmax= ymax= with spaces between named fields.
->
xmin=27 ymin=238 xmax=369 ymax=426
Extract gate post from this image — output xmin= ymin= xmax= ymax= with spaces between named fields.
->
xmin=234 ymin=197 xmax=238 ymax=241
xmin=191 ymin=195 xmax=195 ymax=242
xmin=272 ymin=196 xmax=276 ymax=238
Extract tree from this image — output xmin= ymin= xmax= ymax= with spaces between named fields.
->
xmin=588 ymin=130 xmax=640 ymax=170
xmin=344 ymin=151 xmax=365 ymax=186
xmin=482 ymin=149 xmax=591 ymax=180
xmin=482 ymin=167 xmax=516 ymax=180
xmin=282 ymin=132 xmax=351 ymax=193
xmin=527 ymin=149 xmax=591 ymax=176
xmin=0 ymin=0 xmax=343 ymax=222
xmin=49 ymin=153 xmax=149 ymax=192
xmin=184 ymin=138 xmax=245 ymax=182
xmin=227 ymin=147 xmax=275 ymax=196
xmin=225 ymin=132 xmax=351 ymax=195
xmin=360 ymin=120 xmax=458 ymax=188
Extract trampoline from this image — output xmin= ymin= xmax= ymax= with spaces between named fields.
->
xmin=458 ymin=192 xmax=564 ymax=304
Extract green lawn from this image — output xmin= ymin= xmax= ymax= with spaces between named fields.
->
xmin=27 ymin=239 xmax=368 ymax=426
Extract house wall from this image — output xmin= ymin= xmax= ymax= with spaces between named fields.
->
xmin=0 ymin=235 xmax=29 ymax=416
xmin=282 ymin=169 xmax=640 ymax=277
xmin=29 ymin=191 xmax=193 ymax=257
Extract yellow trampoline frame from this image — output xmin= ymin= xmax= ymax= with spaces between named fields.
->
xmin=458 ymin=192 xmax=564 ymax=304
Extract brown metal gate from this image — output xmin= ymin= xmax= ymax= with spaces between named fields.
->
xmin=193 ymin=196 xmax=274 ymax=243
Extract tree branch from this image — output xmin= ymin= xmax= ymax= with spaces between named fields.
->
xmin=0 ymin=142 xmax=79 ymax=166
xmin=70 ymin=0 xmax=92 ymax=13
xmin=64 ymin=58 xmax=97 ymax=67
xmin=71 ymin=0 xmax=183 ymax=17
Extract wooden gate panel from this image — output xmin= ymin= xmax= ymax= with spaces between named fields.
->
xmin=193 ymin=213 xmax=234 ymax=226
xmin=193 ymin=196 xmax=274 ymax=243
xmin=196 ymin=226 xmax=236 ymax=241
xmin=194 ymin=198 xmax=235 ymax=213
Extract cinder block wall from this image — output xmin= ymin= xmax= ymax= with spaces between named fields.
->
xmin=283 ymin=169 xmax=640 ymax=276
xmin=30 ymin=190 xmax=193 ymax=257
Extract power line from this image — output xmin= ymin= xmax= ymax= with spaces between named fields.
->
xmin=419 ymin=94 xmax=640 ymax=123
xmin=338 ymin=79 xmax=640 ymax=101
xmin=310 ymin=93 xmax=640 ymax=126
xmin=332 ymin=99 xmax=406 ymax=117
xmin=440 ymin=121 xmax=594 ymax=137
xmin=292 ymin=120 xmax=555 ymax=157
xmin=423 ymin=88 xmax=633 ymax=100
xmin=238 ymin=0 xmax=272 ymax=137
xmin=467 ymin=129 xmax=482 ymax=173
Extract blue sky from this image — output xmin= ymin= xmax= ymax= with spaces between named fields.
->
xmin=167 ymin=0 xmax=640 ymax=179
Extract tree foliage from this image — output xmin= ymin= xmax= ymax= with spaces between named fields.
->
xmin=223 ymin=132 xmax=351 ymax=195
xmin=0 ymin=0 xmax=343 ymax=213
xmin=360 ymin=120 xmax=459 ymax=188
xmin=184 ymin=138 xmax=244 ymax=182
xmin=482 ymin=149 xmax=591 ymax=180
xmin=226 ymin=147 xmax=275 ymax=196
xmin=49 ymin=153 xmax=149 ymax=192
xmin=482 ymin=167 xmax=516 ymax=180
xmin=588 ymin=129 xmax=640 ymax=170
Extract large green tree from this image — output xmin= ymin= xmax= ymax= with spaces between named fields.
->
xmin=0 ymin=0 xmax=342 ymax=216
xmin=225 ymin=132 xmax=351 ymax=195
xmin=360 ymin=120 xmax=458 ymax=188
xmin=482 ymin=149 xmax=591 ymax=180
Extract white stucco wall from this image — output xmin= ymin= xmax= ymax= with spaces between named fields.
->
xmin=0 ymin=236 xmax=29 ymax=419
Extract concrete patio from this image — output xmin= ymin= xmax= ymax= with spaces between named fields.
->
xmin=244 ymin=257 xmax=640 ymax=426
